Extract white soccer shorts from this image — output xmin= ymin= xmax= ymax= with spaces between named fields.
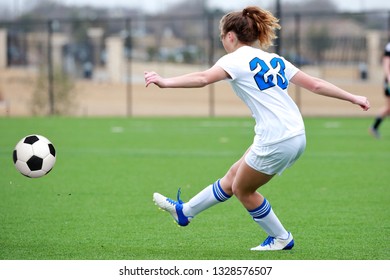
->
xmin=245 ymin=134 xmax=306 ymax=175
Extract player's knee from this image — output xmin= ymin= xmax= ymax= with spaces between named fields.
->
xmin=231 ymin=184 xmax=240 ymax=197
xmin=231 ymin=183 xmax=247 ymax=200
xmin=221 ymin=164 xmax=237 ymax=188
xmin=232 ymin=187 xmax=255 ymax=207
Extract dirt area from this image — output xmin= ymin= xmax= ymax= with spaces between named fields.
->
xmin=0 ymin=62 xmax=385 ymax=117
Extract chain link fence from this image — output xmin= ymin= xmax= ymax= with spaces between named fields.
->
xmin=0 ymin=10 xmax=389 ymax=116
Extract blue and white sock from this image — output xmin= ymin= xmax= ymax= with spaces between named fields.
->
xmin=248 ymin=198 xmax=289 ymax=239
xmin=183 ymin=179 xmax=231 ymax=217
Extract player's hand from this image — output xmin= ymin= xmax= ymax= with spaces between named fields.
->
xmin=144 ymin=71 xmax=166 ymax=88
xmin=353 ymin=95 xmax=370 ymax=111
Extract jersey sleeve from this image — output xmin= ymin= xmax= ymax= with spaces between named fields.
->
xmin=282 ymin=59 xmax=300 ymax=80
xmin=215 ymin=54 xmax=241 ymax=80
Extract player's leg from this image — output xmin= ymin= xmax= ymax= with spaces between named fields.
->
xmin=240 ymin=135 xmax=306 ymax=251
xmin=182 ymin=147 xmax=264 ymax=218
xmin=231 ymin=160 xmax=293 ymax=251
xmin=383 ymin=95 xmax=390 ymax=118
xmin=152 ymin=150 xmax=249 ymax=226
xmin=370 ymin=88 xmax=390 ymax=138
xmin=181 ymin=178 xmax=231 ymax=217
xmin=152 ymin=179 xmax=232 ymax=227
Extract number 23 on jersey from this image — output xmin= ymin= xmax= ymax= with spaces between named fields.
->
xmin=249 ymin=57 xmax=288 ymax=91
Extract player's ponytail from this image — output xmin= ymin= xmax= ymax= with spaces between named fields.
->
xmin=220 ymin=6 xmax=280 ymax=49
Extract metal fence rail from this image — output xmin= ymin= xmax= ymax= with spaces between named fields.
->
xmin=0 ymin=10 xmax=389 ymax=116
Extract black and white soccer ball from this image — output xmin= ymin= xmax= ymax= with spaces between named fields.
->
xmin=13 ymin=134 xmax=56 ymax=178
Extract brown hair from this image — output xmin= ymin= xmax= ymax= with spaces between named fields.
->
xmin=219 ymin=6 xmax=280 ymax=49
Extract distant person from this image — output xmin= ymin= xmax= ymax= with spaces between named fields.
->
xmin=83 ymin=61 xmax=93 ymax=79
xmin=369 ymin=41 xmax=390 ymax=138
xmin=144 ymin=6 xmax=370 ymax=251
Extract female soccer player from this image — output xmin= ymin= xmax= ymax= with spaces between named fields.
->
xmin=144 ymin=6 xmax=370 ymax=251
xmin=370 ymin=41 xmax=390 ymax=138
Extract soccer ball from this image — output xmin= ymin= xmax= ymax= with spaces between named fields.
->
xmin=13 ymin=134 xmax=56 ymax=178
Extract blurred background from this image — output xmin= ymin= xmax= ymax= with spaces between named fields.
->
xmin=0 ymin=0 xmax=389 ymax=117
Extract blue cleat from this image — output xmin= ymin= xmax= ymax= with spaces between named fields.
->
xmin=251 ymin=232 xmax=294 ymax=251
xmin=153 ymin=188 xmax=191 ymax=226
xmin=369 ymin=127 xmax=380 ymax=139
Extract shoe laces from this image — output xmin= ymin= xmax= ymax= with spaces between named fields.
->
xmin=166 ymin=188 xmax=184 ymax=205
xmin=176 ymin=188 xmax=184 ymax=203
xmin=261 ymin=236 xmax=275 ymax=246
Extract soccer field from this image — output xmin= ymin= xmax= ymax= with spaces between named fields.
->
xmin=0 ymin=117 xmax=389 ymax=260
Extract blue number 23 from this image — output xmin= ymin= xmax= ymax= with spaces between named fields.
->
xmin=249 ymin=57 xmax=288 ymax=91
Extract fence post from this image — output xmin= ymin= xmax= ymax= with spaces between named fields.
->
xmin=125 ymin=18 xmax=132 ymax=117
xmin=0 ymin=29 xmax=6 ymax=69
xmin=47 ymin=19 xmax=54 ymax=115
xmin=366 ymin=30 xmax=381 ymax=81
xmin=207 ymin=14 xmax=215 ymax=117
xmin=275 ymin=0 xmax=282 ymax=54
xmin=294 ymin=13 xmax=302 ymax=110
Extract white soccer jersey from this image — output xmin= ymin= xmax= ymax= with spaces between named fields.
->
xmin=215 ymin=46 xmax=305 ymax=146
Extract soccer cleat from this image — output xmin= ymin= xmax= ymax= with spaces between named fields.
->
xmin=369 ymin=127 xmax=380 ymax=139
xmin=250 ymin=232 xmax=294 ymax=251
xmin=153 ymin=188 xmax=192 ymax=226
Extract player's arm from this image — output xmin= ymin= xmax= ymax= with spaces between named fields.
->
xmin=144 ymin=65 xmax=229 ymax=88
xmin=290 ymin=70 xmax=370 ymax=111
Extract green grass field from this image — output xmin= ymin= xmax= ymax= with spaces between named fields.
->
xmin=0 ymin=117 xmax=389 ymax=260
